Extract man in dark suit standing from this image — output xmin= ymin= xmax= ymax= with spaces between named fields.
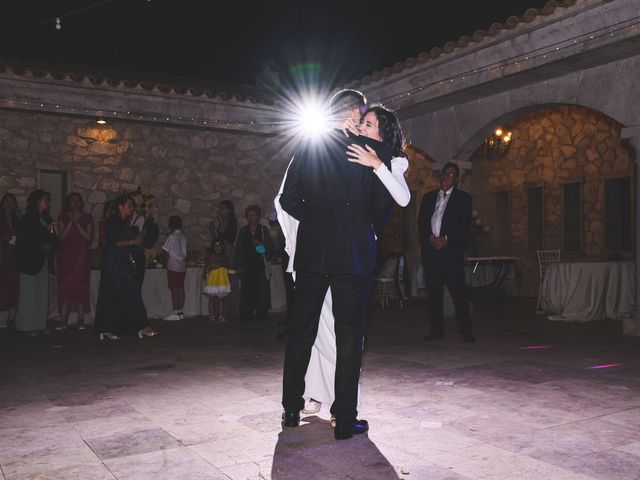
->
xmin=279 ymin=89 xmax=393 ymax=440
xmin=417 ymin=162 xmax=475 ymax=343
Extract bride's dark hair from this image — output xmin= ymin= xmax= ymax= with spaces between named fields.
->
xmin=363 ymin=105 xmax=406 ymax=158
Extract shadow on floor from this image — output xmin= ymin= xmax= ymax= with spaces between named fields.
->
xmin=271 ymin=416 xmax=399 ymax=480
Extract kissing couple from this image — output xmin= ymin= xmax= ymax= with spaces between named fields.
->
xmin=275 ymin=88 xmax=410 ymax=439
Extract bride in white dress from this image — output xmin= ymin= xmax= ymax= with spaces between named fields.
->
xmin=274 ymin=104 xmax=410 ymax=422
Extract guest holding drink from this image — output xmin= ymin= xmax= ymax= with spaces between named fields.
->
xmin=56 ymin=193 xmax=92 ymax=330
xmin=13 ymin=190 xmax=58 ymax=335
xmin=0 ymin=193 xmax=20 ymax=330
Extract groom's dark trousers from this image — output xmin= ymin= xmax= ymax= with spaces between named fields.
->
xmin=279 ymin=130 xmax=393 ymax=425
xmin=282 ymin=272 xmax=371 ymax=423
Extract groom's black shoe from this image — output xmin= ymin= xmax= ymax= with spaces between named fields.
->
xmin=282 ymin=411 xmax=300 ymax=428
xmin=334 ymin=419 xmax=369 ymax=440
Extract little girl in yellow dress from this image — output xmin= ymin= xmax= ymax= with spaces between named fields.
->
xmin=204 ymin=239 xmax=231 ymax=323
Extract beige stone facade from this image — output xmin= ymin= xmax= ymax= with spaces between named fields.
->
xmin=468 ymin=105 xmax=634 ymax=296
xmin=0 ymin=110 xmax=293 ymax=259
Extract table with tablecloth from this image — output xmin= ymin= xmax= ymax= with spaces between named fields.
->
xmin=84 ymin=267 xmax=206 ymax=322
xmin=539 ymin=261 xmax=634 ymax=322
xmin=410 ymin=257 xmax=520 ymax=297
xmin=74 ymin=264 xmax=287 ymax=323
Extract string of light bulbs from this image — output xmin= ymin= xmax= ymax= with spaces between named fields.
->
xmin=0 ymin=19 xmax=637 ymax=130
xmin=0 ymin=97 xmax=281 ymax=131
xmin=381 ymin=16 xmax=640 ymax=108
xmin=0 ymin=0 xmax=114 ymax=39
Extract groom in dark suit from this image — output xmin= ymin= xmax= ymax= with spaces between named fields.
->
xmin=279 ymin=89 xmax=393 ymax=440
xmin=417 ymin=162 xmax=475 ymax=343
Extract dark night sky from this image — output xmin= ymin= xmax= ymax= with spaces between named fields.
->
xmin=1 ymin=0 xmax=549 ymax=89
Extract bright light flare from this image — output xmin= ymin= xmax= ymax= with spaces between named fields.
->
xmin=291 ymin=98 xmax=331 ymax=137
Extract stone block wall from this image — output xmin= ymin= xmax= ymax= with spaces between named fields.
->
xmin=0 ymin=110 xmax=294 ymax=257
xmin=469 ymin=105 xmax=634 ymax=297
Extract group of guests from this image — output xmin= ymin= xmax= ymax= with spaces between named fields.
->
xmin=203 ymin=201 xmax=277 ymax=323
xmin=0 ymin=190 xmax=92 ymax=335
xmin=0 ymin=190 xmax=157 ymax=338
xmin=0 ymin=183 xmax=281 ymax=337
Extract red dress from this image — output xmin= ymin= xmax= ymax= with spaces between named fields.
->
xmin=0 ymin=224 xmax=18 ymax=310
xmin=57 ymin=212 xmax=92 ymax=310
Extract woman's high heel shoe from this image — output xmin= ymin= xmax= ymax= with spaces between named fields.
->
xmin=99 ymin=332 xmax=119 ymax=341
xmin=137 ymin=328 xmax=158 ymax=338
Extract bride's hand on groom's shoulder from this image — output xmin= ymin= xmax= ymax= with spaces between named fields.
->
xmin=346 ymin=144 xmax=383 ymax=171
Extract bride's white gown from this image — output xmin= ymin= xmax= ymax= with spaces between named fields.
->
xmin=274 ymin=156 xmax=410 ymax=409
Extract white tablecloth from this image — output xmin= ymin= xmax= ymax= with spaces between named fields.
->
xmin=540 ymin=261 xmax=634 ymax=322
xmin=6 ymin=263 xmax=288 ymax=325
xmin=269 ymin=263 xmax=287 ymax=313
xmin=78 ymin=264 xmax=287 ymax=323
xmin=85 ymin=267 xmax=206 ymax=322
xmin=410 ymin=257 xmax=520 ymax=296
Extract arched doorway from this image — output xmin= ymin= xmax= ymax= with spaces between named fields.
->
xmin=462 ymin=104 xmax=634 ymax=297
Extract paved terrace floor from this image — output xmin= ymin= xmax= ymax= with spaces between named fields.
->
xmin=1 ymin=296 xmax=639 ymax=480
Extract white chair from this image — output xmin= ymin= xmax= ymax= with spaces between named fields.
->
xmin=373 ymin=257 xmax=399 ymax=309
xmin=536 ymin=249 xmax=560 ymax=312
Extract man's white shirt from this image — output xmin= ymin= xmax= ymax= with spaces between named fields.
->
xmin=431 ymin=187 xmax=454 ymax=237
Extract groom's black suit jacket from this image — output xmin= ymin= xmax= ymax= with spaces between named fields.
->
xmin=280 ymin=129 xmax=393 ymax=276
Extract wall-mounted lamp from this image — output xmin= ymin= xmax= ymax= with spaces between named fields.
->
xmin=483 ymin=127 xmax=512 ymax=155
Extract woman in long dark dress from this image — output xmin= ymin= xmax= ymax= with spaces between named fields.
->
xmin=94 ymin=195 xmax=157 ymax=340
xmin=13 ymin=190 xmax=58 ymax=335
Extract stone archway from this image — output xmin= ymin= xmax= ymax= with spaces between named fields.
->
xmin=459 ymin=104 xmax=634 ymax=298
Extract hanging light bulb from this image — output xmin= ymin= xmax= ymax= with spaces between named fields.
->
xmin=55 ymin=17 xmax=62 ymax=30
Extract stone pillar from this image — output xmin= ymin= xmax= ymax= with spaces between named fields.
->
xmin=621 ymin=126 xmax=640 ymax=336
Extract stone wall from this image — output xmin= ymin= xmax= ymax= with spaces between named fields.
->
xmin=469 ymin=105 xmax=634 ymax=296
xmin=0 ymin=110 xmax=294 ymax=258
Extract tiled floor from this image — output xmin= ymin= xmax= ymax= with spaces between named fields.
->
xmin=1 ymin=297 xmax=639 ymax=480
